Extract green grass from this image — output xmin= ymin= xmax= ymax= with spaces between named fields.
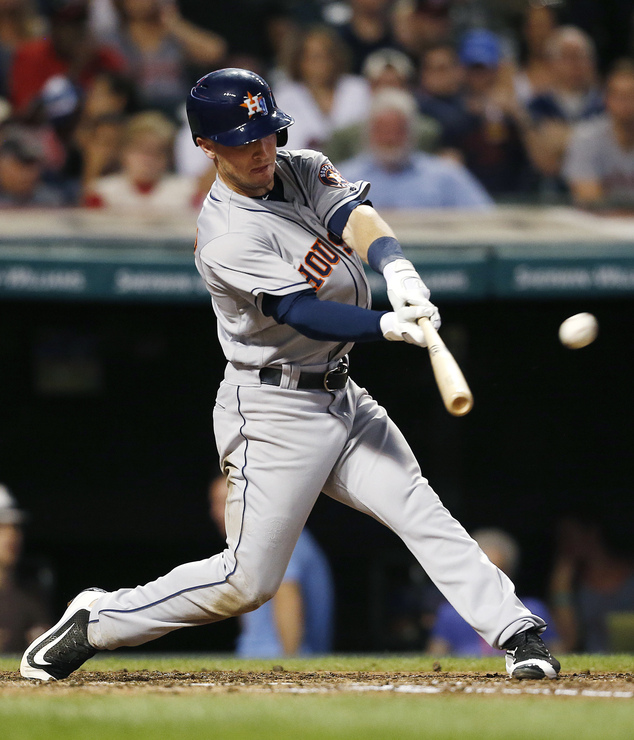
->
xmin=2 ymin=652 xmax=632 ymax=674
xmin=1 ymin=654 xmax=633 ymax=740
xmin=2 ymin=692 xmax=634 ymax=740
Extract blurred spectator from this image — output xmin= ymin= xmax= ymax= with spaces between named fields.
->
xmin=10 ymin=69 xmax=135 ymax=205
xmin=209 ymin=475 xmax=334 ymax=657
xmin=549 ymin=513 xmax=634 ymax=653
xmin=173 ymin=103 xmax=216 ymax=200
xmin=100 ymin=0 xmax=226 ymax=118
xmin=393 ymin=0 xmax=453 ymax=60
xmin=526 ymin=26 xmax=603 ymax=183
xmin=83 ymin=109 xmax=199 ymax=210
xmin=562 ymin=60 xmax=634 ymax=212
xmin=80 ymin=68 xmax=138 ymax=121
xmin=0 ymin=124 xmax=65 ymax=206
xmin=0 ymin=484 xmax=51 ymax=653
xmin=564 ymin=0 xmax=634 ymax=76
xmin=450 ymin=0 xmax=526 ymax=42
xmin=331 ymin=0 xmax=402 ymax=75
xmin=0 ymin=0 xmax=42 ymax=101
xmin=274 ymin=25 xmax=370 ymax=151
xmin=363 ymin=46 xmax=415 ymax=92
xmin=9 ymin=0 xmax=125 ymax=116
xmin=445 ymin=28 xmax=536 ymax=199
xmin=178 ymin=0 xmax=291 ymax=74
xmin=72 ymin=70 xmax=137 ymax=191
xmin=32 ymin=74 xmax=85 ymax=202
xmin=88 ymin=0 xmax=119 ymax=38
xmin=337 ymin=88 xmax=493 ymax=209
xmin=513 ymin=1 xmax=560 ymax=106
xmin=529 ymin=26 xmax=602 ymax=121
xmin=174 ymin=102 xmax=208 ymax=177
xmin=427 ymin=528 xmax=559 ymax=657
xmin=416 ymin=41 xmax=470 ymax=144
xmin=324 ymin=47 xmax=441 ymax=162
xmin=75 ymin=112 xmax=127 ymax=199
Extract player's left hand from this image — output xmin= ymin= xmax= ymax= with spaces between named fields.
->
xmin=380 ymin=306 xmax=429 ymax=346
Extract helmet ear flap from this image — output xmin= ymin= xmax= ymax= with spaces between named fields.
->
xmin=276 ymin=128 xmax=288 ymax=147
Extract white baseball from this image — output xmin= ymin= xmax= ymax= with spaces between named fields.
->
xmin=558 ymin=313 xmax=598 ymax=349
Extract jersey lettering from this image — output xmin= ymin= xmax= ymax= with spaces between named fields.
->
xmin=305 ymin=252 xmax=333 ymax=276
xmin=297 ymin=264 xmax=324 ymax=290
xmin=312 ymin=242 xmax=340 ymax=265
xmin=299 ymin=239 xmax=342 ymax=290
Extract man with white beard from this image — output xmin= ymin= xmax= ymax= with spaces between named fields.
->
xmin=337 ymin=88 xmax=493 ymax=209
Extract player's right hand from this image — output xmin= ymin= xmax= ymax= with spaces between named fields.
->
xmin=381 ymin=306 xmax=430 ymax=346
xmin=384 ymin=258 xmax=431 ymax=309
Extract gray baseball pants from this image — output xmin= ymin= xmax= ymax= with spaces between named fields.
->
xmin=88 ymin=375 xmax=544 ymax=650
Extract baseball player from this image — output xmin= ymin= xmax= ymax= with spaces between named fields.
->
xmin=21 ymin=68 xmax=560 ymax=682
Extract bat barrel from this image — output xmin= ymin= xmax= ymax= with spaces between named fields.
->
xmin=418 ymin=317 xmax=474 ymax=417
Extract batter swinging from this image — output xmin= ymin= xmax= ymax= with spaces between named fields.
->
xmin=21 ymin=69 xmax=560 ymax=681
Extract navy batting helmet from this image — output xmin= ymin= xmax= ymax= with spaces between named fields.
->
xmin=187 ymin=68 xmax=294 ymax=147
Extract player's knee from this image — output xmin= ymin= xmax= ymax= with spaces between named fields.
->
xmin=217 ymin=558 xmax=282 ymax=614
xmin=231 ymin=579 xmax=276 ymax=614
xmin=241 ymin=593 xmax=272 ymax=613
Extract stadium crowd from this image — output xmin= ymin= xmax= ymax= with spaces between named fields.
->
xmin=2 ymin=0 xmax=634 ymax=211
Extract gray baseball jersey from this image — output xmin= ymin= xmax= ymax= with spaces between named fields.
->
xmin=194 ymin=149 xmax=371 ymax=368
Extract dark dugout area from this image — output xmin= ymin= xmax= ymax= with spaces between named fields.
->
xmin=1 ymin=296 xmax=632 ymax=652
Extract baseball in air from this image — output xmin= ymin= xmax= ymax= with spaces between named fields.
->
xmin=558 ymin=313 xmax=598 ymax=349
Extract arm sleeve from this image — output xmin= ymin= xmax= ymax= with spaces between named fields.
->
xmin=262 ymin=289 xmax=386 ymax=342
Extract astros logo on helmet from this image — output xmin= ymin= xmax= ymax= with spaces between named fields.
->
xmin=240 ymin=92 xmax=268 ymax=117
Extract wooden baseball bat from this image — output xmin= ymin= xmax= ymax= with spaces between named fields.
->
xmin=418 ymin=317 xmax=473 ymax=417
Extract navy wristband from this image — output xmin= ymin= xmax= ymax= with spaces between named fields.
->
xmin=367 ymin=236 xmax=405 ymax=273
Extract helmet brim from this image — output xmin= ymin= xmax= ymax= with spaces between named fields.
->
xmin=211 ymin=109 xmax=295 ymax=147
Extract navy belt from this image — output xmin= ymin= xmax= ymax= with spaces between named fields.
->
xmin=259 ymin=359 xmax=349 ymax=391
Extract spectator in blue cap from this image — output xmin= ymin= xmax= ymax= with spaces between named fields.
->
xmin=440 ymin=28 xmax=537 ymax=199
xmin=459 ymin=28 xmax=501 ymax=70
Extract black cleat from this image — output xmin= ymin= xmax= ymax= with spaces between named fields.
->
xmin=20 ymin=587 xmax=106 ymax=681
xmin=505 ymin=627 xmax=561 ymax=680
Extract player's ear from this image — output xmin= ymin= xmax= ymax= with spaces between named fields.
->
xmin=197 ymin=137 xmax=217 ymax=161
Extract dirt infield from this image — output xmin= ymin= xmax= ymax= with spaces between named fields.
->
xmin=2 ymin=669 xmax=633 ymax=698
